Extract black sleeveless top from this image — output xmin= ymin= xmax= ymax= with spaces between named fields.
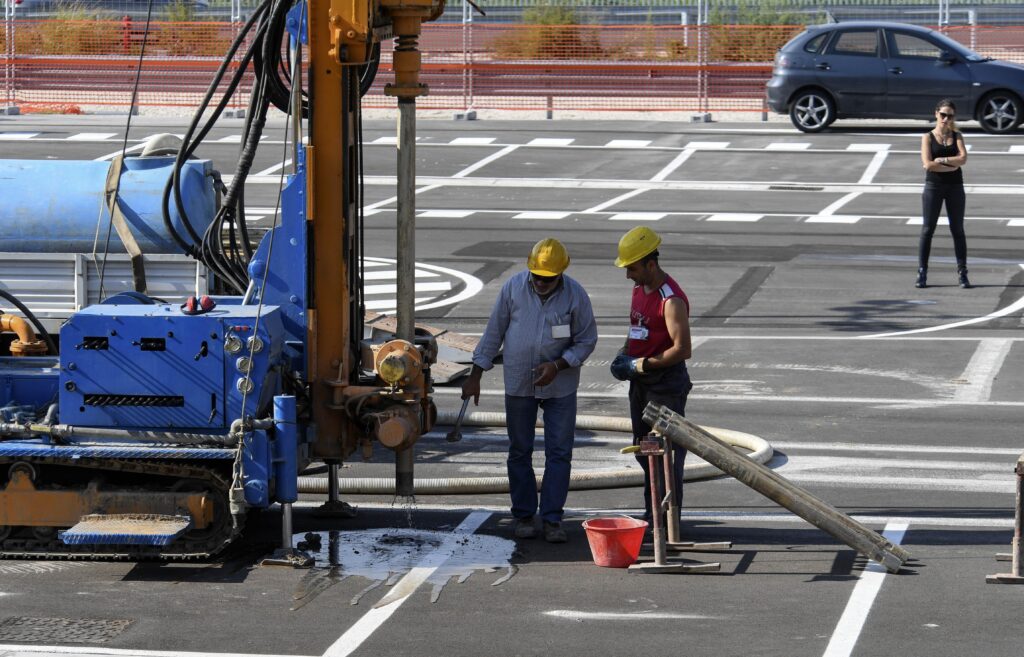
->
xmin=926 ymin=131 xmax=963 ymax=185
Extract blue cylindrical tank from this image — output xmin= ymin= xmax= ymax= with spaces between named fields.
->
xmin=0 ymin=157 xmax=216 ymax=254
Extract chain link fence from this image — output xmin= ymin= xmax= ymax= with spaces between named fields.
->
xmin=2 ymin=1 xmax=1023 ymax=115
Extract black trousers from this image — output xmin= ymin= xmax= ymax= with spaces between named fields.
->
xmin=919 ymin=182 xmax=967 ymax=269
xmin=628 ymin=365 xmax=692 ymax=523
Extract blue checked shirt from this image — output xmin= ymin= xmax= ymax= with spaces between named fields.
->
xmin=472 ymin=270 xmax=598 ymax=399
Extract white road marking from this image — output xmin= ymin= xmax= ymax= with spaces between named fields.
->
xmin=254 ymin=159 xmax=292 ymax=176
xmin=545 ymin=610 xmax=721 ymax=621
xmin=604 ymin=139 xmax=652 ymax=148
xmin=806 ymin=214 xmax=860 ymax=223
xmin=527 ymin=138 xmax=574 ymax=146
xmin=418 ymin=209 xmax=475 ymax=218
xmin=1009 ymin=145 xmax=1024 ymax=153
xmin=846 ymin=143 xmax=890 ymax=152
xmin=1009 ymin=219 xmax=1024 ymax=226
xmin=452 ymin=144 xmax=519 ymax=178
xmin=706 ymin=213 xmax=762 ymax=222
xmin=772 ymin=441 xmax=1024 ymax=457
xmin=905 ymin=216 xmax=949 ymax=226
xmin=365 ymin=297 xmax=433 ymax=310
xmin=0 ymin=132 xmax=39 ymax=139
xmin=217 ymin=134 xmax=243 ymax=142
xmin=857 ymin=150 xmax=889 ymax=184
xmin=371 ymin=136 xmax=398 ymax=144
xmin=583 ymin=188 xmax=648 ymax=213
xmin=67 ymin=132 xmax=117 ymax=141
xmin=513 ymin=211 xmax=570 ymax=220
xmin=364 ymin=183 xmax=441 ymax=211
xmin=685 ymin=141 xmax=730 ymax=149
xmin=94 ymin=142 xmax=147 ymax=161
xmin=954 ymin=338 xmax=1013 ymax=402
xmin=0 ymin=648 xmax=306 ymax=657
xmin=449 ymin=137 xmax=496 ymax=145
xmin=866 ymin=264 xmax=1024 ymax=338
xmin=608 ymin=212 xmax=664 ymax=221
xmin=649 ymin=148 xmax=695 ymax=181
xmin=808 ymin=191 xmax=863 ymax=223
xmin=322 ymin=511 xmax=491 ymax=657
xmin=364 ymin=282 xmax=451 ymax=295
xmin=822 ymin=522 xmax=908 ymax=657
xmin=765 ymin=142 xmax=811 ymax=150
xmin=362 ymin=269 xmax=439 ymax=280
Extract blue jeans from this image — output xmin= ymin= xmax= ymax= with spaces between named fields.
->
xmin=505 ymin=393 xmax=576 ymax=524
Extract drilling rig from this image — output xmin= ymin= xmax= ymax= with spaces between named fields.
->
xmin=0 ymin=0 xmax=443 ymax=559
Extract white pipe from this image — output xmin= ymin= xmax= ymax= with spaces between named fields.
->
xmin=296 ymin=412 xmax=773 ymax=495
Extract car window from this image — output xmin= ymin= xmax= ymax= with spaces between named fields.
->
xmin=804 ymin=32 xmax=828 ymax=54
xmin=828 ymin=30 xmax=879 ymax=57
xmin=890 ymin=32 xmax=943 ymax=59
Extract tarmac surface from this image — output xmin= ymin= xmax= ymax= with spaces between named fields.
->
xmin=1 ymin=115 xmax=1024 ymax=657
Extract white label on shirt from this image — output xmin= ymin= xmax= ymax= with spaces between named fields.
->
xmin=629 ymin=325 xmax=649 ymax=340
xmin=552 ymin=324 xmax=571 ymax=339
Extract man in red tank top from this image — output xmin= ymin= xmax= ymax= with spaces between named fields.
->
xmin=613 ymin=226 xmax=694 ymax=527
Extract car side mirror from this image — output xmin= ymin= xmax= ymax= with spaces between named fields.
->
xmin=938 ymin=51 xmax=957 ymax=65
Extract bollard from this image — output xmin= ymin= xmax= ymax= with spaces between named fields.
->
xmin=986 ymin=453 xmax=1024 ymax=584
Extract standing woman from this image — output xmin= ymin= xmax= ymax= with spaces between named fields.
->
xmin=917 ymin=99 xmax=970 ymax=288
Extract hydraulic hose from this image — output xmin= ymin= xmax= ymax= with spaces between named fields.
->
xmin=296 ymin=412 xmax=773 ymax=495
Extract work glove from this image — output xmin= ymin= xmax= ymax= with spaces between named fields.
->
xmin=610 ymin=351 xmax=645 ymax=381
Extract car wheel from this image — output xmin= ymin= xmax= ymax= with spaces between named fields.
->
xmin=978 ymin=92 xmax=1022 ymax=134
xmin=789 ymin=90 xmax=835 ymax=133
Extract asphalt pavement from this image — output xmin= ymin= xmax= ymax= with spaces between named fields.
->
xmin=1 ymin=115 xmax=1024 ymax=657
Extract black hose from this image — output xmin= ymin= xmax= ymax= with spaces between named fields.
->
xmin=0 ymin=289 xmax=58 ymax=355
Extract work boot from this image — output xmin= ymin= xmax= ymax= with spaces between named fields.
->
xmin=513 ymin=517 xmax=536 ymax=539
xmin=915 ymin=267 xmax=927 ymax=288
xmin=958 ymin=267 xmax=972 ymax=289
xmin=543 ymin=521 xmax=567 ymax=544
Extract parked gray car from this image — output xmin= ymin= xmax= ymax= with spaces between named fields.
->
xmin=766 ymin=21 xmax=1024 ymax=134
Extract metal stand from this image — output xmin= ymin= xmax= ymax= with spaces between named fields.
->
xmin=629 ymin=434 xmax=722 ymax=574
xmin=261 ymin=502 xmax=313 ymax=568
xmin=660 ymin=443 xmax=732 ymax=553
xmin=315 ymin=462 xmax=358 ymax=518
xmin=988 ymin=454 xmax=1024 ymax=584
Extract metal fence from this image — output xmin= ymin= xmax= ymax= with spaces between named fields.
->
xmin=2 ymin=16 xmax=1024 ymax=115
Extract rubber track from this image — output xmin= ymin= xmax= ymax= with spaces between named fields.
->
xmin=0 ymin=456 xmax=242 ymax=561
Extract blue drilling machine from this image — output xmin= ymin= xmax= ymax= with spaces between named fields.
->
xmin=0 ymin=0 xmax=444 ymax=560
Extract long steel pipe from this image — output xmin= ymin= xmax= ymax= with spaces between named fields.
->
xmin=642 ymin=401 xmax=909 ymax=573
xmin=394 ymin=97 xmax=417 ymax=497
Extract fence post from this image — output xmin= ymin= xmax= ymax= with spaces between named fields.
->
xmin=3 ymin=0 xmax=19 ymax=115
xmin=224 ymin=0 xmax=246 ymax=118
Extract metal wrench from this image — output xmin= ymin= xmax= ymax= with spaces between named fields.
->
xmin=446 ymin=397 xmax=470 ymax=442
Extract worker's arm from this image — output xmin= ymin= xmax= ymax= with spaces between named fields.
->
xmin=640 ymin=297 xmax=691 ymax=370
xmin=534 ymin=284 xmax=598 ymax=386
xmin=462 ymin=286 xmax=511 ymax=404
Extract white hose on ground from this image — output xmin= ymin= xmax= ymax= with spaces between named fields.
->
xmin=296 ymin=411 xmax=773 ymax=496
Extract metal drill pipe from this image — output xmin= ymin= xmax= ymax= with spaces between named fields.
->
xmin=642 ymin=402 xmax=909 ymax=573
xmin=394 ymin=97 xmax=417 ymax=497
xmin=1014 ymin=457 xmax=1023 ymax=577
xmin=645 ymin=403 xmax=910 ymax=563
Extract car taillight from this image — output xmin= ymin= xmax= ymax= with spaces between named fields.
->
xmin=776 ymin=54 xmax=793 ymax=68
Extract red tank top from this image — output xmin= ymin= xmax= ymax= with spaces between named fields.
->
xmin=627 ymin=275 xmax=689 ymax=358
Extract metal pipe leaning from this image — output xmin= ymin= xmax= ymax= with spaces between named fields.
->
xmin=641 ymin=401 xmax=910 ymax=574
xmin=295 ymin=411 xmax=774 ymax=495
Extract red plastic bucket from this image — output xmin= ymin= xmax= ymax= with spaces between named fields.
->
xmin=582 ymin=517 xmax=648 ymax=568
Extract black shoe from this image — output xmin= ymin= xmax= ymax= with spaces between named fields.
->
xmin=958 ymin=268 xmax=972 ymax=289
xmin=915 ymin=268 xmax=927 ymax=288
xmin=542 ymin=521 xmax=567 ymax=543
xmin=514 ymin=517 xmax=537 ymax=539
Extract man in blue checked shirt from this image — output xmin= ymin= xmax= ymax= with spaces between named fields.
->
xmin=461 ymin=238 xmax=598 ymax=543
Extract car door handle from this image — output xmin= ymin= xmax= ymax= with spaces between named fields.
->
xmin=816 ymin=63 xmax=830 ymax=71
xmin=889 ymin=67 xmax=903 ymax=74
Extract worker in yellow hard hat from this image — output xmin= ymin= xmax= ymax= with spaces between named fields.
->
xmin=612 ymin=226 xmax=693 ymax=528
xmin=462 ymin=238 xmax=598 ymax=544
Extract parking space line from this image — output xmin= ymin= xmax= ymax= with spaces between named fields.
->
xmin=765 ymin=142 xmax=811 ymax=150
xmin=527 ymin=138 xmax=574 ymax=146
xmin=608 ymin=212 xmax=664 ymax=221
xmin=605 ymin=139 xmax=652 ymax=148
xmin=822 ymin=522 xmax=908 ymax=657
xmin=706 ymin=213 xmax=762 ymax=222
xmin=584 ymin=188 xmax=649 ymax=213
xmin=846 ymin=143 xmax=890 ymax=152
xmin=857 ymin=150 xmax=889 ymax=184
xmin=954 ymin=338 xmax=1013 ymax=402
xmin=808 ymin=191 xmax=862 ymax=223
xmin=452 ymin=144 xmax=519 ymax=178
xmin=322 ymin=511 xmax=491 ymax=657
xmin=513 ymin=211 xmax=570 ymax=220
xmin=67 ymin=132 xmax=117 ymax=141
xmin=650 ymin=148 xmax=695 ymax=181
xmin=449 ymin=137 xmax=496 ymax=145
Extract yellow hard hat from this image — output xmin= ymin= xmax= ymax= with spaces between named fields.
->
xmin=615 ymin=226 xmax=662 ymax=267
xmin=527 ymin=238 xmax=570 ymax=276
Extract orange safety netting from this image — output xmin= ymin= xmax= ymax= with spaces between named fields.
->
xmin=2 ymin=21 xmax=1023 ymax=114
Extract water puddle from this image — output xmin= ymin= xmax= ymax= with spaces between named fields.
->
xmin=291 ymin=528 xmax=517 ymax=610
